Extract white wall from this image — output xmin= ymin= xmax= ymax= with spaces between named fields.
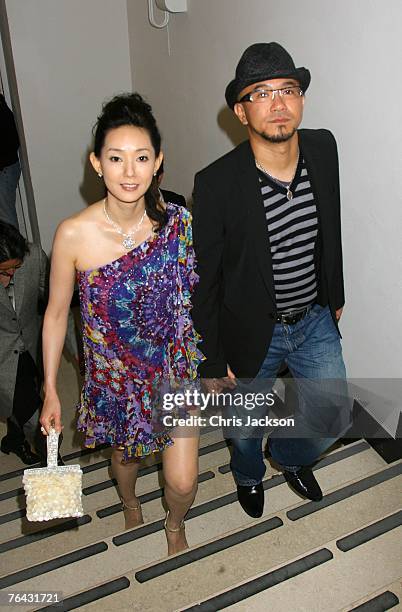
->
xmin=5 ymin=0 xmax=132 ymax=251
xmin=127 ymin=0 xmax=402 ymax=379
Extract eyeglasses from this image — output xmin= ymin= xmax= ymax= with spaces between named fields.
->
xmin=239 ymin=86 xmax=304 ymax=104
xmin=0 ymin=264 xmax=22 ymax=276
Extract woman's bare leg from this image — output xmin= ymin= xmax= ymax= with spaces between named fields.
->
xmin=162 ymin=429 xmax=199 ymax=555
xmin=111 ymin=447 xmax=144 ymax=529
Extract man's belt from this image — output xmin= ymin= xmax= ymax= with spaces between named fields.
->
xmin=274 ymin=304 xmax=313 ymax=325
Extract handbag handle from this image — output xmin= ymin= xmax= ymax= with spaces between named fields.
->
xmin=47 ymin=427 xmax=59 ymax=467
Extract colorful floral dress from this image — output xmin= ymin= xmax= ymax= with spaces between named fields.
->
xmin=76 ymin=204 xmax=204 ymax=461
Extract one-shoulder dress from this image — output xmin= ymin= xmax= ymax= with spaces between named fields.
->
xmin=76 ymin=204 xmax=204 ymax=461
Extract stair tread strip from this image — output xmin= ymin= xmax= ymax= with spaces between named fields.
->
xmin=336 ymin=510 xmax=402 ymax=552
xmin=287 ymin=462 xmax=402 ymax=521
xmin=0 ymin=487 xmax=24 ymax=502
xmin=0 ymin=542 xmax=108 ymax=589
xmin=348 ymin=590 xmax=400 ymax=611
xmin=182 ymin=548 xmax=333 ymax=611
xmin=0 ymin=516 xmax=92 ymax=554
xmin=0 ymin=509 xmax=25 ymax=525
xmin=135 ymin=516 xmax=283 ymax=583
xmin=35 ymin=576 xmax=130 ymax=612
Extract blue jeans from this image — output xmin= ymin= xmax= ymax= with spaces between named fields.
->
xmin=230 ymin=304 xmax=351 ymax=486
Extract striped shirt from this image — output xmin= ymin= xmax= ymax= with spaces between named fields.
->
xmin=258 ymin=157 xmax=318 ymax=312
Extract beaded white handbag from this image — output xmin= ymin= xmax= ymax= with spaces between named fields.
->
xmin=22 ymin=428 xmax=84 ymax=521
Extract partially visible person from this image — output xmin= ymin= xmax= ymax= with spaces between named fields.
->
xmin=0 ymin=95 xmax=20 ymax=228
xmin=0 ymin=221 xmax=75 ymax=465
xmin=157 ymin=160 xmax=187 ymax=208
xmin=0 ymin=221 xmax=45 ymax=464
xmin=40 ymin=93 xmax=203 ymax=555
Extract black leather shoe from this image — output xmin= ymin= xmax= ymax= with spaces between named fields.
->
xmin=284 ymin=467 xmax=323 ymax=502
xmin=237 ymin=483 xmax=264 ymax=517
xmin=1 ymin=438 xmax=41 ymax=465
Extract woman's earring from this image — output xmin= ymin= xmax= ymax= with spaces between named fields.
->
xmin=98 ymin=172 xmax=103 ymax=178
xmin=153 ymin=171 xmax=157 ymax=177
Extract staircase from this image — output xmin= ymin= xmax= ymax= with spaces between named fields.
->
xmin=0 ymin=357 xmax=401 ymax=612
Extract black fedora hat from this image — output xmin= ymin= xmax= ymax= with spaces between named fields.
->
xmin=225 ymin=42 xmax=311 ymax=110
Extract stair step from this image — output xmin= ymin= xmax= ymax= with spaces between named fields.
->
xmin=0 ymin=460 xmax=400 ymax=607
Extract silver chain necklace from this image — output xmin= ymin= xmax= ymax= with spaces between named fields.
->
xmin=255 ymin=153 xmax=299 ymax=200
xmin=103 ymin=198 xmax=147 ymax=250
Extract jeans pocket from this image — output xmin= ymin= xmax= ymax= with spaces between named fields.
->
xmin=308 ymin=303 xmax=326 ymax=320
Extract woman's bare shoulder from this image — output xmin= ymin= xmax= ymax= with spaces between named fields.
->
xmin=54 ymin=201 xmax=103 ymax=243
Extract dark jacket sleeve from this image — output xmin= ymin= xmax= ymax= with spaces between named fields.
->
xmin=331 ymin=133 xmax=345 ymax=310
xmin=192 ymin=172 xmax=227 ymax=378
xmin=38 ymin=246 xmax=50 ymax=312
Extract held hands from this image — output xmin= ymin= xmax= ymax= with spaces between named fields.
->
xmin=40 ymin=390 xmax=63 ymax=435
xmin=201 ymin=365 xmax=237 ymax=395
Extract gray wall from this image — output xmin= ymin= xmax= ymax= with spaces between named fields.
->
xmin=5 ymin=0 xmax=132 ymax=251
xmin=3 ymin=0 xmax=401 ymax=380
xmin=127 ymin=0 xmax=402 ymax=379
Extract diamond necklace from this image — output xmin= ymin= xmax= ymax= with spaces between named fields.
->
xmin=255 ymin=153 xmax=299 ymax=201
xmin=103 ymin=198 xmax=147 ymax=250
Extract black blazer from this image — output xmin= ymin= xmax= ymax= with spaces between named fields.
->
xmin=192 ymin=129 xmax=345 ymax=379
xmin=160 ymin=188 xmax=187 ymax=208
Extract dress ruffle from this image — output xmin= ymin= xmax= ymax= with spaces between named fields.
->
xmin=167 ymin=209 xmax=205 ymax=384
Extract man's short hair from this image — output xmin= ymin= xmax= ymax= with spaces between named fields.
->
xmin=0 ymin=220 xmax=29 ymax=263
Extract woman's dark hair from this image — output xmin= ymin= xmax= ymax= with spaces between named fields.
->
xmin=93 ymin=92 xmax=168 ymax=229
xmin=0 ymin=220 xmax=29 ymax=263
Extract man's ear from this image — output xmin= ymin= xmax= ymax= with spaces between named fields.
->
xmin=234 ymin=102 xmax=248 ymax=126
xmin=89 ymin=152 xmax=102 ymax=175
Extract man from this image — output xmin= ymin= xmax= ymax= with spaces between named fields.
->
xmin=192 ymin=42 xmax=349 ymax=518
xmin=0 ymin=221 xmax=47 ymax=463
xmin=0 ymin=94 xmax=20 ymax=228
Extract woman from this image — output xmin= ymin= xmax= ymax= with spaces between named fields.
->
xmin=40 ymin=93 xmax=203 ymax=555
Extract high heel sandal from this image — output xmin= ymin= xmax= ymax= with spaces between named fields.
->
xmin=164 ymin=509 xmax=185 ymax=532
xmin=164 ymin=510 xmax=188 ymax=555
xmin=121 ymin=498 xmax=144 ymax=530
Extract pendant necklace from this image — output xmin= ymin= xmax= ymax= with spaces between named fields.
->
xmin=255 ymin=152 xmax=299 ymax=200
xmin=103 ymin=198 xmax=147 ymax=250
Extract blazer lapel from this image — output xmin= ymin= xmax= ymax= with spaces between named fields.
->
xmin=299 ymin=132 xmax=336 ymax=274
xmin=235 ymin=141 xmax=276 ymax=303
xmin=13 ymin=267 xmax=25 ymax=317
xmin=0 ymin=284 xmax=15 ymax=315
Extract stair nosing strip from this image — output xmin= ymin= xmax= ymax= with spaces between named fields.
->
xmin=0 ymin=542 xmax=108 ymax=589
xmin=336 ymin=509 xmax=402 ymax=552
xmin=0 ymin=515 xmax=92 ymax=554
xmin=348 ymin=590 xmax=399 ymax=611
xmin=181 ymin=548 xmax=333 ymax=611
xmin=286 ymin=461 xmax=402 ymax=521
xmin=0 ymin=487 xmax=24 ymax=502
xmin=34 ymin=576 xmax=130 ymax=612
xmin=135 ymin=516 xmax=283 ymax=583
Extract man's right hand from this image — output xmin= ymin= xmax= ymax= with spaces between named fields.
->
xmin=40 ymin=391 xmax=63 ymax=434
xmin=201 ymin=365 xmax=237 ymax=394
